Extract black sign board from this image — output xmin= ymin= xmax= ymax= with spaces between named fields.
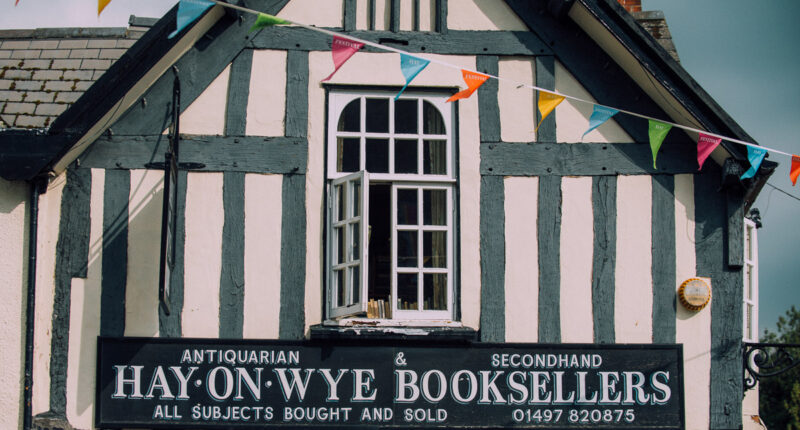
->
xmin=96 ymin=338 xmax=684 ymax=429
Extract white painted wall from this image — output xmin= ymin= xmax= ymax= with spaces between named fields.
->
xmin=278 ymin=0 xmax=344 ymax=28
xmin=560 ymin=177 xmax=594 ymax=343
xmin=498 ymin=58 xmax=535 ymax=142
xmin=356 ymin=0 xmax=369 ymax=30
xmin=504 ymin=176 xmax=538 ymax=342
xmin=419 ymin=0 xmax=434 ymax=31
xmin=247 ymin=50 xmax=287 ymax=137
xmin=447 ymin=0 xmax=528 ymax=31
xmin=180 ymin=65 xmax=230 ymax=135
xmin=399 ymin=0 xmax=414 ymax=30
xmin=0 ymin=178 xmax=28 ymax=429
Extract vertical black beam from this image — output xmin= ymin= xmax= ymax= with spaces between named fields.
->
xmin=480 ymin=176 xmax=504 ymax=342
xmin=435 ymin=0 xmax=447 ymax=33
xmin=535 ymin=56 xmax=556 ymax=142
xmin=219 ymin=172 xmax=246 ymax=338
xmin=477 ymin=56 xmax=500 ymax=143
xmin=368 ymin=0 xmax=376 ymax=31
xmin=538 ymin=175 xmax=561 ymax=343
xmin=726 ymin=191 xmax=744 ymax=269
xmin=100 ymin=169 xmax=129 ymax=338
xmin=159 ymin=170 xmax=187 ymax=337
xmin=695 ymin=166 xmax=743 ymax=429
xmin=49 ymin=168 xmax=91 ymax=415
xmin=279 ymin=174 xmax=306 ymax=339
xmin=390 ymin=0 xmax=400 ymax=32
xmin=344 ymin=0 xmax=357 ymax=31
xmin=225 ymin=49 xmax=253 ymax=137
xmin=285 ymin=50 xmax=309 ymax=139
xmin=413 ymin=0 xmax=420 ymax=31
xmin=652 ymin=174 xmax=676 ymax=343
xmin=591 ymin=175 xmax=616 ymax=344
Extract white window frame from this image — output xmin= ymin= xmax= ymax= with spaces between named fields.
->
xmin=325 ymin=89 xmax=456 ymax=324
xmin=743 ymin=218 xmax=759 ymax=342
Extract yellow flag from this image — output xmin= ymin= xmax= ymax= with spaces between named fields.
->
xmin=98 ymin=0 xmax=112 ymax=15
xmin=537 ymin=91 xmax=565 ymax=132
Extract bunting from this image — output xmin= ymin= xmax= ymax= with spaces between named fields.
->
xmin=15 ymin=0 xmax=19 ymax=6
xmin=696 ymin=133 xmax=722 ymax=171
xmin=250 ymin=12 xmax=290 ymax=32
xmin=322 ymin=37 xmax=364 ymax=82
xmin=791 ymin=155 xmax=800 ymax=186
xmin=447 ymin=70 xmax=489 ymax=102
xmin=168 ymin=0 xmax=214 ymax=39
xmin=98 ymin=0 xmax=112 ymax=15
xmin=582 ymin=105 xmax=619 ymax=138
xmin=741 ymin=146 xmax=768 ymax=180
xmin=537 ymin=91 xmax=565 ymax=132
xmin=395 ymin=54 xmax=429 ymax=100
xmin=648 ymin=120 xmax=672 ymax=169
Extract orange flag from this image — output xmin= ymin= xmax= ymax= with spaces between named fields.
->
xmin=791 ymin=155 xmax=800 ymax=186
xmin=447 ymin=70 xmax=489 ymax=102
xmin=98 ymin=0 xmax=112 ymax=15
xmin=537 ymin=91 xmax=565 ymax=132
xmin=15 ymin=0 xmax=19 ymax=6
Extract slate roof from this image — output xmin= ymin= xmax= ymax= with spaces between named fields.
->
xmin=0 ymin=16 xmax=156 ymax=130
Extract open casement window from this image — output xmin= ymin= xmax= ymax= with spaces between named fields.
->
xmin=743 ymin=218 xmax=759 ymax=342
xmin=326 ymin=90 xmax=455 ymax=323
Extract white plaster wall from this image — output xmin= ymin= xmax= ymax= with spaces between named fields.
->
xmin=180 ymin=65 xmax=230 ymax=135
xmin=277 ymin=0 xmax=343 ymax=27
xmin=243 ymin=173 xmax=283 ymax=339
xmin=65 ymin=169 xmax=104 ymax=429
xmin=373 ymin=0 xmax=389 ymax=30
xmin=498 ymin=58 xmax=535 ymax=142
xmin=559 ymin=177 xmax=594 ymax=343
xmin=614 ymin=175 xmax=652 ymax=343
xmin=399 ymin=0 xmax=414 ymax=30
xmin=742 ymin=388 xmax=760 ymax=430
xmin=0 ymin=178 xmax=28 ymax=429
xmin=125 ymin=170 xmax=163 ymax=337
xmin=247 ymin=50 xmax=287 ymax=137
xmin=183 ymin=172 xmax=224 ymax=337
xmin=356 ymin=0 xmax=369 ymax=30
xmin=447 ymin=0 xmax=528 ymax=31
xmin=674 ymin=173 xmax=710 ymax=429
xmin=555 ymin=60 xmax=632 ymax=143
xmin=504 ymin=176 xmax=538 ymax=342
xmin=419 ymin=0 xmax=434 ymax=31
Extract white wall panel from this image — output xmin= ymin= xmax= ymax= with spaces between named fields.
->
xmin=247 ymin=50 xmax=287 ymax=137
xmin=277 ymin=0 xmax=344 ymax=27
xmin=180 ymin=65 xmax=230 ymax=135
xmin=559 ymin=177 xmax=594 ymax=342
xmin=499 ymin=58 xmax=535 ymax=142
xmin=504 ymin=176 xmax=538 ymax=342
xmin=447 ymin=0 xmax=527 ymax=30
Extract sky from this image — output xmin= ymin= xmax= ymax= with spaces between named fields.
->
xmin=1 ymin=1 xmax=797 ymax=335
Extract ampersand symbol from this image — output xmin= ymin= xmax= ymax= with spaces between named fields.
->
xmin=395 ymin=352 xmax=407 ymax=367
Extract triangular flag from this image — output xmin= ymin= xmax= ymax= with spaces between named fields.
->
xmin=648 ymin=120 xmax=672 ymax=169
xmin=536 ymin=91 xmax=565 ymax=132
xmin=446 ymin=70 xmax=489 ymax=102
xmin=696 ymin=132 xmax=722 ymax=170
xmin=582 ymin=105 xmax=619 ymax=138
xmin=250 ymin=13 xmax=290 ymax=32
xmin=741 ymin=146 xmax=768 ymax=180
xmin=98 ymin=0 xmax=112 ymax=15
xmin=15 ymin=0 xmax=20 ymax=6
xmin=395 ymin=54 xmax=429 ymax=100
xmin=322 ymin=36 xmax=364 ymax=82
xmin=168 ymin=0 xmax=214 ymax=39
xmin=790 ymin=155 xmax=800 ymax=186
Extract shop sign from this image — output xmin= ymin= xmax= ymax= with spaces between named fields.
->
xmin=96 ymin=338 xmax=684 ymax=429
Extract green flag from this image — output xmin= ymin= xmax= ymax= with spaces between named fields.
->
xmin=249 ymin=13 xmax=290 ymax=32
xmin=648 ymin=120 xmax=672 ymax=169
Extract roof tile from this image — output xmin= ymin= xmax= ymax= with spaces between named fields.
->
xmin=12 ymin=80 xmax=44 ymax=91
xmin=25 ymin=91 xmax=55 ymax=103
xmin=34 ymin=103 xmax=68 ymax=116
xmin=10 ymin=50 xmax=41 ymax=59
xmin=18 ymin=59 xmax=51 ymax=69
xmin=1 ymin=40 xmax=31 ymax=50
xmin=80 ymin=59 xmax=111 ymax=70
xmin=44 ymin=81 xmax=73 ymax=92
xmin=99 ymin=48 xmax=127 ymax=59
xmin=31 ymin=69 xmax=63 ymax=80
xmin=0 ymin=50 xmax=10 ymax=59
xmin=87 ymin=39 xmax=117 ymax=49
xmin=4 ymin=102 xmax=36 ymax=114
xmin=68 ymin=49 xmax=101 ymax=59
xmin=29 ymin=40 xmax=60 ymax=50
xmin=39 ymin=50 xmax=70 ymax=59
xmin=57 ymin=39 xmax=89 ymax=49
xmin=14 ymin=114 xmax=47 ymax=128
xmin=50 ymin=59 xmax=82 ymax=70
xmin=55 ymin=91 xmax=83 ymax=103
xmin=2 ymin=69 xmax=32 ymax=79
xmin=0 ymin=79 xmax=11 ymax=90
xmin=0 ymin=90 xmax=23 ymax=101
xmin=63 ymin=70 xmax=93 ymax=80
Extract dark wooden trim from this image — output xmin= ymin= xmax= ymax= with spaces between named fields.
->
xmin=535 ymin=56 xmax=556 ymax=142
xmin=390 ymin=0 xmax=400 ymax=32
xmin=250 ymin=29 xmax=551 ymax=56
xmin=225 ymin=49 xmax=253 ymax=137
xmin=477 ymin=56 xmax=500 ymax=143
xmin=219 ymin=172 xmax=246 ymax=338
xmin=435 ymin=0 xmax=447 ymax=33
xmin=344 ymin=0 xmax=357 ymax=32
xmin=537 ymin=175 xmax=561 ymax=343
xmin=479 ymin=176 xmax=504 ymax=342
xmin=279 ymin=174 xmax=306 ymax=339
xmin=50 ymin=168 xmax=91 ymax=414
xmin=591 ymin=175 xmax=615 ymax=344
xmin=158 ymin=170 xmax=187 ymax=337
xmin=79 ymin=135 xmax=307 ymax=174
xmin=651 ymin=174 xmax=676 ymax=344
xmin=413 ymin=0 xmax=420 ymax=31
xmin=100 ymin=169 xmax=129 ymax=339
xmin=286 ymin=50 xmax=309 ymax=138
xmin=480 ymin=142 xmax=698 ymax=176
xmin=726 ymin=191 xmax=744 ymax=268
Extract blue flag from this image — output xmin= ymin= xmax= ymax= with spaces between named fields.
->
xmin=168 ymin=0 xmax=214 ymax=39
xmin=395 ymin=54 xmax=429 ymax=100
xmin=582 ymin=105 xmax=619 ymax=138
xmin=740 ymin=146 xmax=768 ymax=179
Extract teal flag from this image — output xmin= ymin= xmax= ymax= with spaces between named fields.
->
xmin=648 ymin=120 xmax=672 ymax=169
xmin=395 ymin=54 xmax=429 ymax=100
xmin=740 ymin=146 xmax=768 ymax=179
xmin=168 ymin=0 xmax=214 ymax=39
xmin=582 ymin=105 xmax=619 ymax=138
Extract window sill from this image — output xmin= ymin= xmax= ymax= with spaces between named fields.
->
xmin=310 ymin=321 xmax=477 ymax=342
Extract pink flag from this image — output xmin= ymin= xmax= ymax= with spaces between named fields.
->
xmin=697 ymin=132 xmax=721 ymax=170
xmin=322 ymin=36 xmax=364 ymax=82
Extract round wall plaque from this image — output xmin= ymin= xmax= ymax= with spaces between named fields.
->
xmin=678 ymin=278 xmax=711 ymax=311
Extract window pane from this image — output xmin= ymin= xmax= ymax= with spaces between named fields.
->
xmin=423 ymin=101 xmax=446 ymax=134
xmin=351 ymin=266 xmax=360 ymax=304
xmin=397 ymin=273 xmax=418 ymax=310
xmin=366 ymin=138 xmax=389 ymax=173
xmin=424 ymin=140 xmax=447 ymax=174
xmin=335 ymin=269 xmax=345 ymax=307
xmin=352 ymin=181 xmax=360 ymax=218
xmin=397 ymin=230 xmax=418 ymax=267
xmin=337 ymin=137 xmax=360 ymax=172
xmin=395 ymin=139 xmax=418 ymax=173
xmin=395 ymin=99 xmax=418 ymax=134
xmin=397 ymin=189 xmax=418 ymax=225
xmin=366 ymin=98 xmax=389 ymax=132
xmin=424 ymin=231 xmax=447 ymax=268
xmin=423 ymin=189 xmax=446 ymax=226
xmin=335 ymin=183 xmax=344 ymax=221
xmin=424 ymin=273 xmax=447 ymax=310
xmin=336 ymin=226 xmax=345 ymax=264
xmin=351 ymin=222 xmax=360 ymax=260
xmin=338 ymin=99 xmax=360 ymax=132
